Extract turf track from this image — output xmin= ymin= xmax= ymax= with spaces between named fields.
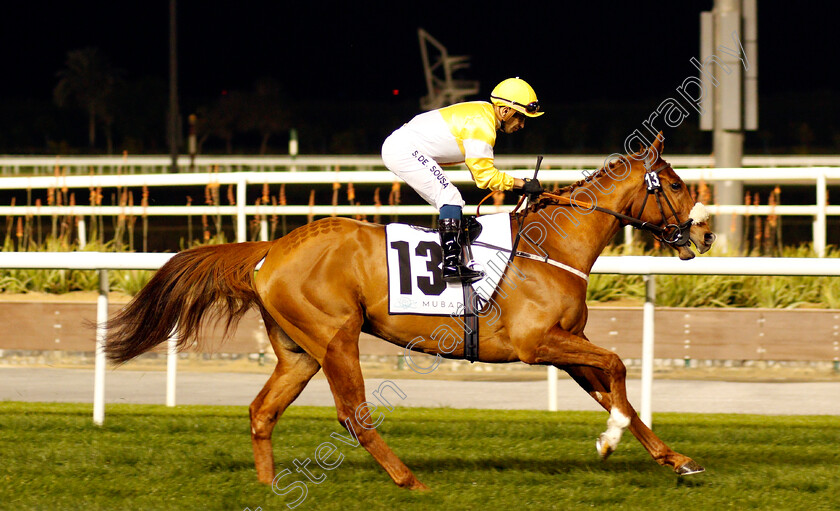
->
xmin=1 ymin=402 xmax=838 ymax=510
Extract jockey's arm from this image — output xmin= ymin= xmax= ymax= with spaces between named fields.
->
xmin=464 ymin=156 xmax=526 ymax=191
xmin=460 ymin=109 xmax=526 ymax=191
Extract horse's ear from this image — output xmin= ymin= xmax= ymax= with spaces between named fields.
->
xmin=649 ymin=131 xmax=665 ymax=160
xmin=636 ymin=141 xmax=646 ymax=153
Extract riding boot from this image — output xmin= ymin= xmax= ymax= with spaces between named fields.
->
xmin=438 ymin=218 xmax=484 ymax=283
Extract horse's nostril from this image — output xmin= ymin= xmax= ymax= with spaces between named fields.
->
xmin=705 ymin=232 xmax=716 ymax=245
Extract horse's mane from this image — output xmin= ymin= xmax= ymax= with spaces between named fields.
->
xmin=528 ymin=148 xmax=647 ymax=212
xmin=526 ymin=148 xmax=645 ymax=213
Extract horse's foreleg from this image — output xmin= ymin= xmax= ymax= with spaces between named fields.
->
xmin=250 ymin=310 xmax=321 ymax=484
xmin=564 ymin=365 xmax=704 ymax=475
xmin=518 ymin=327 xmax=635 ymax=458
xmin=320 ymin=318 xmax=428 ymax=490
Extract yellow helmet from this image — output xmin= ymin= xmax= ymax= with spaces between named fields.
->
xmin=490 ymin=78 xmax=544 ymax=117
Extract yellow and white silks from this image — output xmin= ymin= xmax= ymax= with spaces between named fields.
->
xmin=382 ymin=101 xmax=515 ymax=210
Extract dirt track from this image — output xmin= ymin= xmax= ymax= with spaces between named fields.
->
xmin=3 ymin=365 xmax=839 ymax=416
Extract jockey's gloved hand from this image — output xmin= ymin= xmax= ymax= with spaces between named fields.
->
xmin=517 ymin=178 xmax=544 ymax=199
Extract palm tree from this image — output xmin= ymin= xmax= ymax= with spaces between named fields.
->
xmin=54 ymin=47 xmax=120 ymax=151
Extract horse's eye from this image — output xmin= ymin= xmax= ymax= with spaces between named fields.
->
xmin=670 ymin=182 xmax=682 ymax=191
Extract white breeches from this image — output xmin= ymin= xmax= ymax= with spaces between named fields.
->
xmin=381 ymin=130 xmax=465 ymax=211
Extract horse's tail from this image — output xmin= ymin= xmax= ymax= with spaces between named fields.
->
xmin=104 ymin=241 xmax=274 ymax=364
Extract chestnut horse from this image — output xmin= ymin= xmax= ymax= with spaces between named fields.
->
xmin=105 ymin=134 xmax=715 ymax=489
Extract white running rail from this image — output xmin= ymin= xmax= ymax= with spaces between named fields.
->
xmin=1 ymin=252 xmax=839 ymax=427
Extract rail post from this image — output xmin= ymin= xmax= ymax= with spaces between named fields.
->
xmin=166 ymin=331 xmax=178 ymax=407
xmin=547 ymin=365 xmax=558 ymax=412
xmin=93 ymin=269 xmax=108 ymax=425
xmin=237 ymin=175 xmax=247 ymax=242
xmin=640 ymin=274 xmax=655 ymax=428
xmin=814 ymin=172 xmax=827 ymax=257
xmin=77 ymin=218 xmax=87 ymax=249
xmin=624 ymin=225 xmax=634 ymax=249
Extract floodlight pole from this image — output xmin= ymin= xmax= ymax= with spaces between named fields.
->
xmin=714 ymin=0 xmax=743 ymax=253
xmin=168 ymin=0 xmax=180 ymax=174
xmin=700 ymin=0 xmax=758 ymax=252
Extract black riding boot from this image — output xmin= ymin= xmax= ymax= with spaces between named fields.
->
xmin=438 ymin=218 xmax=484 ymax=283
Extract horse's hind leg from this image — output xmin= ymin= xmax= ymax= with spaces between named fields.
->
xmin=564 ymin=365 xmax=704 ymax=475
xmin=250 ymin=309 xmax=321 ymax=484
xmin=320 ymin=314 xmax=428 ymax=490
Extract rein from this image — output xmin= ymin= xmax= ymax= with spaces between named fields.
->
xmin=535 ymin=161 xmax=693 ymax=248
xmin=472 ymin=157 xmax=695 ymax=282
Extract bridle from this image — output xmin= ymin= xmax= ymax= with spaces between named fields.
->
xmin=629 ymin=158 xmax=694 ymax=247
xmin=518 ymin=158 xmax=694 ymax=248
xmin=472 ymin=156 xmax=697 ymax=282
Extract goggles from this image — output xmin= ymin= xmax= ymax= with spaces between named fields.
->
xmin=490 ymin=95 xmax=541 ymax=114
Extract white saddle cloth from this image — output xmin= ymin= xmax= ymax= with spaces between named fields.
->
xmin=385 ymin=213 xmax=513 ymax=316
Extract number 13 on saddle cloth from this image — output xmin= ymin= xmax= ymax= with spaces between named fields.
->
xmin=385 ymin=213 xmax=513 ymax=316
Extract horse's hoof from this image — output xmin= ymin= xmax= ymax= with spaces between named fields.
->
xmin=675 ymin=460 xmax=705 ymax=476
xmin=409 ymin=480 xmax=430 ymax=491
xmin=596 ymin=434 xmax=615 ymax=460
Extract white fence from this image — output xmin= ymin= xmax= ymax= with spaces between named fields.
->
xmin=1 ymin=166 xmax=839 ymax=255
xmin=1 ymin=252 xmax=839 ymax=427
xmin=3 ymin=154 xmax=840 ymax=175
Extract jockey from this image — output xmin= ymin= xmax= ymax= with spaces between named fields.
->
xmin=382 ymin=77 xmax=545 ymax=283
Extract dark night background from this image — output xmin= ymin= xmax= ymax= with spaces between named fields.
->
xmin=1 ymin=1 xmax=837 ymax=156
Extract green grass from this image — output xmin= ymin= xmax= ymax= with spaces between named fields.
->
xmin=1 ymin=402 xmax=839 ymax=510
